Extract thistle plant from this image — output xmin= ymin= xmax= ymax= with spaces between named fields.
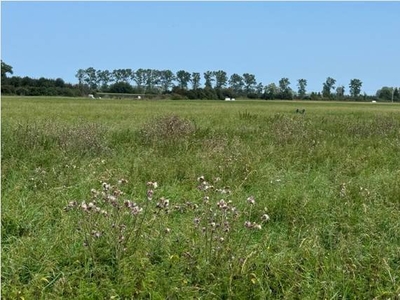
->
xmin=64 ymin=179 xmax=161 ymax=268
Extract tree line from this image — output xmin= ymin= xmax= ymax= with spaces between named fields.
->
xmin=1 ymin=61 xmax=399 ymax=101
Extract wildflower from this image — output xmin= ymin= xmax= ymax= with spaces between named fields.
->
xmin=261 ymin=214 xmax=270 ymax=222
xmin=118 ymin=178 xmax=128 ymax=184
xmin=253 ymin=224 xmax=262 ymax=230
xmin=219 ymin=237 xmax=225 ymax=242
xmin=102 ymin=182 xmax=111 ymax=191
xmin=244 ymin=221 xmax=252 ymax=228
xmin=198 ymin=181 xmax=214 ymax=191
xmin=113 ymin=189 xmax=124 ymax=197
xmin=165 ymin=228 xmax=171 ymax=234
xmin=131 ymin=205 xmax=142 ymax=215
xmin=194 ymin=217 xmax=201 ymax=226
xmin=64 ymin=201 xmax=77 ymax=211
xmin=197 ymin=175 xmax=205 ymax=182
xmin=223 ymin=221 xmax=230 ymax=232
xmin=217 ymin=199 xmax=228 ymax=210
xmin=147 ymin=181 xmax=158 ymax=189
xmin=156 ymin=197 xmax=170 ymax=209
xmin=217 ymin=187 xmax=231 ymax=194
xmin=340 ymin=183 xmax=347 ymax=197
xmin=147 ymin=189 xmax=154 ymax=200
xmin=91 ymin=230 xmax=102 ymax=238
xmin=247 ymin=196 xmax=255 ymax=205
xmin=81 ymin=202 xmax=88 ymax=211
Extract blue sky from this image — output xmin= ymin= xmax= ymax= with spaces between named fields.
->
xmin=2 ymin=1 xmax=399 ymax=95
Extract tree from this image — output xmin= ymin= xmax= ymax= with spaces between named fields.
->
xmin=191 ymin=72 xmax=201 ymax=90
xmin=176 ymin=70 xmax=191 ymax=90
xmin=133 ymin=69 xmax=146 ymax=92
xmin=144 ymin=69 xmax=160 ymax=92
xmin=349 ymin=79 xmax=362 ymax=98
xmin=229 ymin=73 xmax=244 ymax=94
xmin=97 ymin=70 xmax=113 ymax=91
xmin=112 ymin=69 xmax=132 ymax=83
xmin=84 ymin=67 xmax=98 ymax=90
xmin=213 ymin=70 xmax=228 ymax=89
xmin=243 ymin=73 xmax=256 ymax=94
xmin=322 ymin=77 xmax=336 ymax=99
xmin=278 ymin=77 xmax=292 ymax=99
xmin=255 ymin=83 xmax=264 ymax=98
xmin=1 ymin=60 xmax=13 ymax=80
xmin=336 ymin=85 xmax=345 ymax=98
xmin=108 ymin=81 xmax=134 ymax=94
xmin=159 ymin=70 xmax=175 ymax=92
xmin=75 ymin=69 xmax=85 ymax=85
xmin=297 ymin=79 xmax=307 ymax=99
xmin=264 ymin=83 xmax=279 ymax=100
xmin=204 ymin=71 xmax=214 ymax=89
xmin=376 ymin=86 xmax=394 ymax=101
xmin=394 ymin=87 xmax=400 ymax=101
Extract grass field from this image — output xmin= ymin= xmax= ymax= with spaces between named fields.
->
xmin=2 ymin=96 xmax=400 ymax=299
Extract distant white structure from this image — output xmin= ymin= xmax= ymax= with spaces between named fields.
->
xmin=231 ymin=98 xmax=236 ymax=101
xmin=88 ymin=94 xmax=95 ymax=99
xmin=138 ymin=96 xmax=141 ymax=99
xmin=225 ymin=97 xmax=231 ymax=101
xmin=372 ymin=100 xmax=377 ymax=103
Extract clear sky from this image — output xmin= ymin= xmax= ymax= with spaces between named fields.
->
xmin=1 ymin=1 xmax=399 ymax=95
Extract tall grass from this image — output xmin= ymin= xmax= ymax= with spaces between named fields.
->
xmin=2 ymin=97 xmax=400 ymax=299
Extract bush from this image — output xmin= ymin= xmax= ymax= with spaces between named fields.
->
xmin=1 ymin=85 xmax=15 ymax=95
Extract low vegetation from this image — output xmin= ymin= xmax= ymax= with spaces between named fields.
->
xmin=2 ymin=97 xmax=399 ymax=299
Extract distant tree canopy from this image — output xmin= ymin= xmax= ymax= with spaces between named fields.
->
xmin=1 ymin=60 xmax=13 ymax=80
xmin=1 ymin=61 xmax=398 ymax=101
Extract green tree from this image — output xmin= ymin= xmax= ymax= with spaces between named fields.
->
xmin=213 ymin=70 xmax=228 ymax=89
xmin=297 ymin=79 xmax=307 ymax=99
xmin=255 ymin=83 xmax=264 ymax=98
xmin=1 ymin=60 xmax=13 ymax=80
xmin=322 ymin=77 xmax=336 ymax=99
xmin=97 ymin=70 xmax=113 ymax=91
xmin=204 ymin=71 xmax=214 ymax=89
xmin=376 ymin=87 xmax=394 ymax=101
xmin=264 ymin=83 xmax=279 ymax=100
xmin=145 ymin=69 xmax=161 ymax=92
xmin=278 ymin=77 xmax=292 ymax=99
xmin=229 ymin=73 xmax=244 ymax=94
xmin=243 ymin=73 xmax=256 ymax=94
xmin=191 ymin=72 xmax=201 ymax=90
xmin=84 ymin=67 xmax=98 ymax=90
xmin=159 ymin=70 xmax=175 ymax=92
xmin=393 ymin=87 xmax=399 ymax=101
xmin=108 ymin=81 xmax=134 ymax=94
xmin=336 ymin=85 xmax=345 ymax=98
xmin=176 ymin=70 xmax=191 ymax=90
xmin=349 ymin=79 xmax=362 ymax=98
xmin=133 ymin=69 xmax=146 ymax=92
xmin=75 ymin=69 xmax=85 ymax=85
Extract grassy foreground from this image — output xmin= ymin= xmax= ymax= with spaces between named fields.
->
xmin=2 ymin=97 xmax=400 ymax=299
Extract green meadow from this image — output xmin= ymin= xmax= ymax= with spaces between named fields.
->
xmin=2 ymin=96 xmax=400 ymax=299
